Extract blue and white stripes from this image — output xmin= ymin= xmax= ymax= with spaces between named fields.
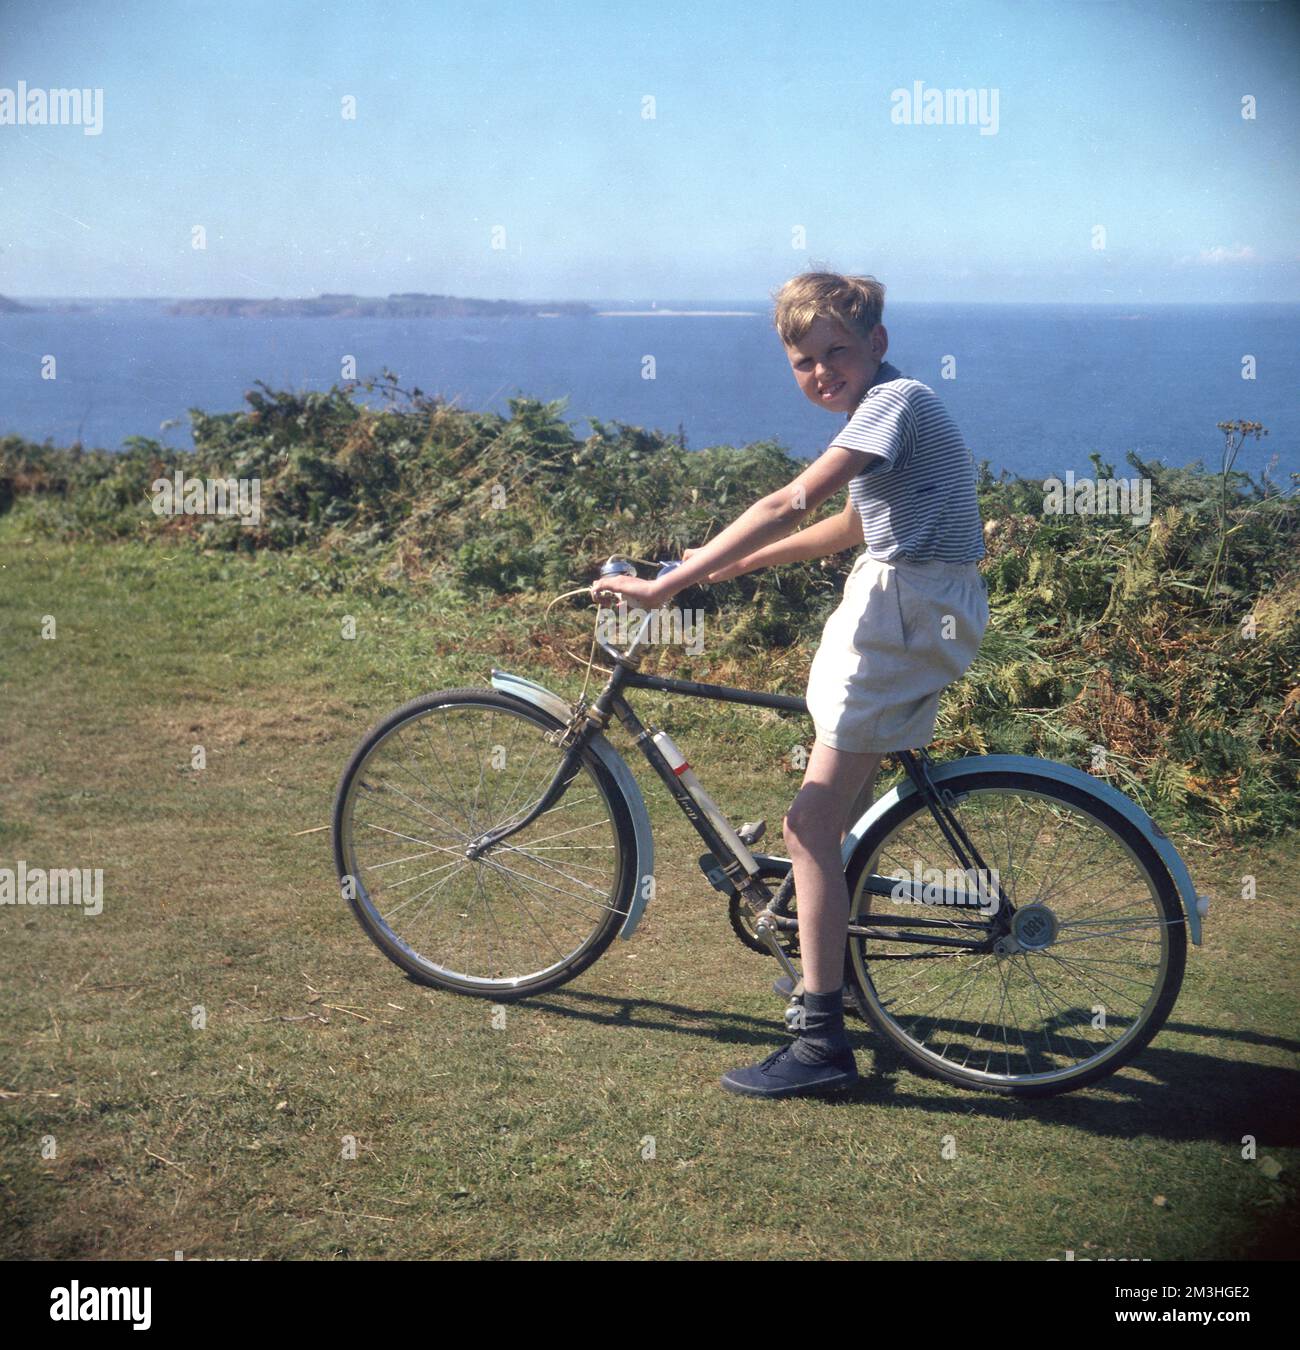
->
xmin=833 ymin=362 xmax=985 ymax=563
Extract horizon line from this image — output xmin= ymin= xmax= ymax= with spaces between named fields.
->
xmin=5 ymin=295 xmax=1300 ymax=307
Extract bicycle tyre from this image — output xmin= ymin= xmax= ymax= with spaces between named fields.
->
xmin=843 ymin=767 xmax=1187 ymax=1097
xmin=332 ymin=688 xmax=638 ymax=999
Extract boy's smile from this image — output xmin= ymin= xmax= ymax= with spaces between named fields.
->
xmin=784 ymin=315 xmax=888 ymax=414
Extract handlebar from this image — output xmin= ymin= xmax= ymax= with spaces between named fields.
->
xmin=598 ymin=555 xmax=681 ymax=582
xmin=590 ymin=556 xmax=686 ymax=665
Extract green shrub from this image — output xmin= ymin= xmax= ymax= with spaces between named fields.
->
xmin=4 ymin=377 xmax=1296 ymax=839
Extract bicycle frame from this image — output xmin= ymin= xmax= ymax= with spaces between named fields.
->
xmin=478 ymin=606 xmax=1025 ymax=979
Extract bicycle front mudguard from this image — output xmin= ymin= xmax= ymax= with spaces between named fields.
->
xmin=842 ymin=753 xmax=1206 ymax=946
xmin=490 ymin=668 xmax=655 ymax=940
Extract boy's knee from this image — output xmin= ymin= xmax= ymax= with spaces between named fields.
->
xmin=783 ymin=797 xmax=838 ymax=854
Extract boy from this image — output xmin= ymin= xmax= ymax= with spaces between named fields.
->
xmin=591 ymin=271 xmax=988 ymax=1099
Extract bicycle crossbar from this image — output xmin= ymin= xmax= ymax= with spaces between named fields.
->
xmin=620 ymin=669 xmax=808 ymax=714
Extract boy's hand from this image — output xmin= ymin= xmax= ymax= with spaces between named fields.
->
xmin=589 ymin=572 xmax=678 ymax=609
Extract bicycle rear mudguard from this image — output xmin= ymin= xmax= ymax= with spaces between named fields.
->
xmin=843 ymin=753 xmax=1206 ymax=946
xmin=490 ymin=669 xmax=655 ymax=940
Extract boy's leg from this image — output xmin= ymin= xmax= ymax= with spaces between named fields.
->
xmin=720 ymin=741 xmax=884 ymax=1097
xmin=785 ymin=740 xmax=886 ymax=996
xmin=770 ymin=753 xmax=883 ymax=1001
xmin=842 ymin=762 xmax=881 ymax=843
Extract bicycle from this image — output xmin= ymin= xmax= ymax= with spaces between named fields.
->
xmin=332 ymin=556 xmax=1208 ymax=1097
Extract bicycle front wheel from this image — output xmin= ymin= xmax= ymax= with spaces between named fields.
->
xmin=844 ymin=768 xmax=1187 ymax=1097
xmin=332 ymin=689 xmax=637 ymax=998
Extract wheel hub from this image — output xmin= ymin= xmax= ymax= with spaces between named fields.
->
xmin=1009 ymin=902 xmax=1059 ymax=951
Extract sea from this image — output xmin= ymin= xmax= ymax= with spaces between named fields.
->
xmin=1 ymin=299 xmax=1296 ymax=483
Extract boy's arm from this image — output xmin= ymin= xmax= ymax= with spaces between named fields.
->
xmin=593 ymin=445 xmax=880 ymax=610
xmin=692 ymin=499 xmax=864 ymax=580
xmin=660 ymin=445 xmax=877 ymax=593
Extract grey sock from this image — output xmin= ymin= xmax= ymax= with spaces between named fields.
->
xmin=790 ymin=989 xmax=852 ymax=1066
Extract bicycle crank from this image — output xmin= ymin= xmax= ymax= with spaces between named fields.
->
xmin=728 ymin=889 xmax=800 ymax=957
xmin=747 ymin=902 xmax=803 ymax=993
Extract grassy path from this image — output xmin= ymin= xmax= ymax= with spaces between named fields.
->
xmin=1 ymin=525 xmax=1296 ymax=1259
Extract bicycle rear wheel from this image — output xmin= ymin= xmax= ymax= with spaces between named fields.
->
xmin=332 ymin=689 xmax=637 ymax=998
xmin=844 ymin=768 xmax=1186 ymax=1097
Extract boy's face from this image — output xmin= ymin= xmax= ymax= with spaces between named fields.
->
xmin=784 ymin=315 xmax=887 ymax=414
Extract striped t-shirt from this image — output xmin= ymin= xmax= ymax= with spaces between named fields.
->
xmin=832 ymin=360 xmax=985 ymax=563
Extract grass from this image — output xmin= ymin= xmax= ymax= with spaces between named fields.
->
xmin=1 ymin=520 xmax=1297 ymax=1260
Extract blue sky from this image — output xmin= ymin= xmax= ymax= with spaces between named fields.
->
xmin=1 ymin=0 xmax=1297 ymax=302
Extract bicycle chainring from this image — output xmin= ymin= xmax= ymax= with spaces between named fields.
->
xmin=728 ymin=892 xmax=800 ymax=958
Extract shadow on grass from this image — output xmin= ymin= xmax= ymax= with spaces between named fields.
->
xmin=521 ymin=989 xmax=1300 ymax=1137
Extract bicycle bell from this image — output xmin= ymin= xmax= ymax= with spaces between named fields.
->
xmin=655 ymin=559 xmax=682 ymax=580
xmin=599 ymin=556 xmax=637 ymax=578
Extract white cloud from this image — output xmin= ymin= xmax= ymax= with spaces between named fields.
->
xmin=1178 ymin=244 xmax=1258 ymax=266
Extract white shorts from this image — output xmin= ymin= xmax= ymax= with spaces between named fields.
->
xmin=806 ymin=553 xmax=989 ymax=754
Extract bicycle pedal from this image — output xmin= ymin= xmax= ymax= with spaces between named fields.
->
xmin=738 ymin=819 xmax=766 ymax=845
xmin=773 ymin=975 xmax=854 ymax=1011
xmin=774 ymin=975 xmax=806 ymax=1000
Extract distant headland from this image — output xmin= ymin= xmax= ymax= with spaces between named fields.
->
xmin=164 ymin=293 xmax=596 ymax=318
xmin=0 ymin=293 xmax=766 ymax=318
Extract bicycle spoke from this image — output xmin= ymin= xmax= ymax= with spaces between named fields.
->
xmin=848 ymin=778 xmax=1182 ymax=1092
xmin=337 ymin=697 xmax=627 ymax=989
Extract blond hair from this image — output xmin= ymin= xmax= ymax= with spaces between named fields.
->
xmin=772 ymin=271 xmax=886 ymax=346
